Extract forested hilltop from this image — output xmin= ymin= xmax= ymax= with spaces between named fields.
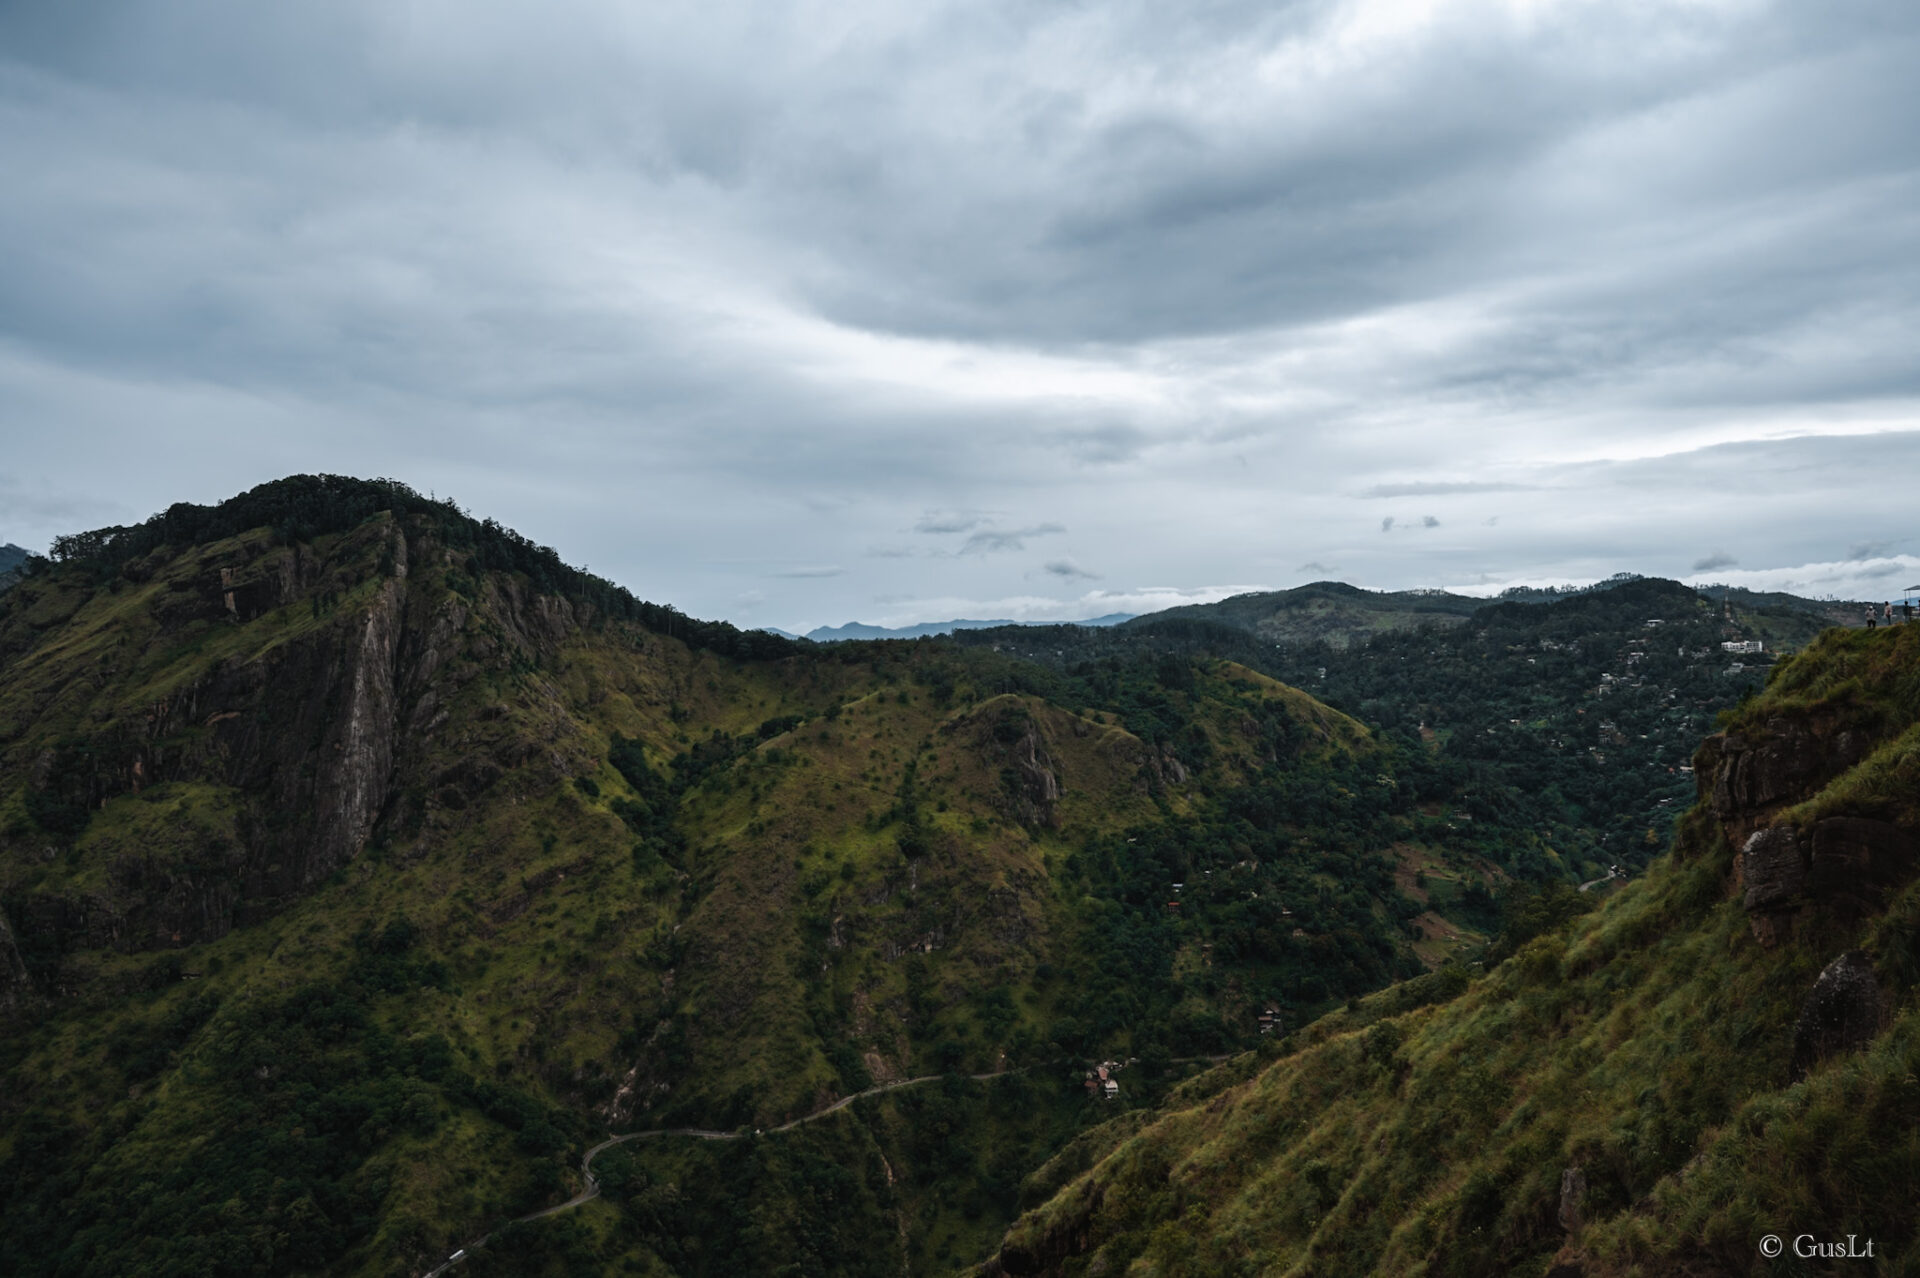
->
xmin=952 ymin=575 xmax=1803 ymax=887
xmin=1116 ymin=576 xmax=1859 ymax=654
xmin=0 ymin=476 xmax=1826 ymax=1276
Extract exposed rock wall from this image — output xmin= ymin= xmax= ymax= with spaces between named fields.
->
xmin=1007 ymin=719 xmax=1063 ymax=828
xmin=0 ymin=519 xmax=595 ymax=979
xmin=1697 ymin=692 xmax=1911 ymax=1081
xmin=0 ymin=904 xmax=35 ymax=1020
xmin=1697 ymin=714 xmax=1870 ymax=845
xmin=1697 ymin=708 xmax=1913 ymax=947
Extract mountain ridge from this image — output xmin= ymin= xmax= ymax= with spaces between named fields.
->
xmin=806 ymin=614 xmax=1135 ymax=643
xmin=0 ymin=475 xmax=1883 ymax=1276
xmin=1128 ymin=574 xmax=1866 ymax=653
xmin=0 ymin=475 xmax=1524 ymax=1275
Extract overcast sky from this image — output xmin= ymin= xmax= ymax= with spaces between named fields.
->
xmin=3 ymin=0 xmax=1918 ymax=631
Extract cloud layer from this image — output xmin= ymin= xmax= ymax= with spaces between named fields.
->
xmin=2 ymin=0 xmax=1917 ymax=629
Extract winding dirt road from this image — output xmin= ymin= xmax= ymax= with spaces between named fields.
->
xmin=422 ymin=1069 xmax=1014 ymax=1276
xmin=422 ymin=1053 xmax=1239 ymax=1276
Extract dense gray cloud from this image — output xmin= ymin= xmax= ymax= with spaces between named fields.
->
xmin=960 ymin=524 xmax=1066 ymax=555
xmin=1043 ymin=559 xmax=1100 ymax=581
xmin=2 ymin=0 xmax=1918 ymax=630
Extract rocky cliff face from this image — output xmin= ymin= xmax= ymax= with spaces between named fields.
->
xmin=1696 ymin=708 xmax=1917 ymax=948
xmin=1698 ymin=713 xmax=1871 ymax=846
xmin=0 ymin=516 xmax=600 ymax=992
xmin=0 ymin=903 xmax=35 ymax=1017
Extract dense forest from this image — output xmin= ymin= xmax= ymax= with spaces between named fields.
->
xmin=950 ymin=575 xmax=1790 ymax=885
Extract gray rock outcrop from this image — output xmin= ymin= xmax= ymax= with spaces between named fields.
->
xmin=1702 ymin=717 xmax=1869 ymax=840
xmin=1740 ymin=826 xmax=1807 ymax=946
xmin=1792 ymin=951 xmax=1883 ymax=1076
xmin=1556 ymin=1166 xmax=1586 ymax=1234
xmin=0 ymin=904 xmax=36 ymax=1020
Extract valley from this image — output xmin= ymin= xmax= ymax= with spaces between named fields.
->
xmin=0 ymin=477 xmax=1908 ymax=1277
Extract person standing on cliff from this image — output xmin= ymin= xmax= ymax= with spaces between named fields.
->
xmin=1866 ymin=605 xmax=1877 ymax=629
xmin=1886 ymin=602 xmax=1895 ymax=625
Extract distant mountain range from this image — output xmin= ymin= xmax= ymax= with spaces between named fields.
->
xmin=1126 ymin=574 xmax=1867 ymax=652
xmin=789 ymin=576 xmax=1871 ymax=653
xmin=799 ymin=612 xmax=1134 ymax=642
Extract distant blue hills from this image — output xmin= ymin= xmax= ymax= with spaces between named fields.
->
xmin=791 ymin=613 xmax=1136 ymax=642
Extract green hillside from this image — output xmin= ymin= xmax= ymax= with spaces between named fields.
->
xmin=1137 ymin=576 xmax=1865 ymax=657
xmin=979 ymin=621 xmax=1920 ymax=1276
xmin=1128 ymin=582 xmax=1484 ymax=651
xmin=959 ymin=578 xmax=1759 ymax=890
xmin=0 ymin=477 xmax=1579 ymax=1277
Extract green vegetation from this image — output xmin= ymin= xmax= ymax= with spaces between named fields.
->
xmin=982 ymin=621 xmax=1920 ymax=1276
xmin=1130 ymin=581 xmax=1484 ymax=650
xmin=0 ymin=477 xmax=1816 ymax=1276
xmin=957 ymin=575 xmax=1786 ymax=886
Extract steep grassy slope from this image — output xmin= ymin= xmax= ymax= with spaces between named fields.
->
xmin=981 ymin=622 xmax=1920 ymax=1276
xmin=0 ymin=477 xmax=1544 ymax=1277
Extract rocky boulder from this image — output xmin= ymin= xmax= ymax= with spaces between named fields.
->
xmin=1738 ymin=818 xmax=1919 ymax=946
xmin=1792 ymin=951 xmax=1883 ymax=1075
xmin=1739 ymin=826 xmax=1806 ymax=946
xmin=1741 ymin=826 xmax=1807 ymax=911
xmin=1556 ymin=1166 xmax=1586 ymax=1234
